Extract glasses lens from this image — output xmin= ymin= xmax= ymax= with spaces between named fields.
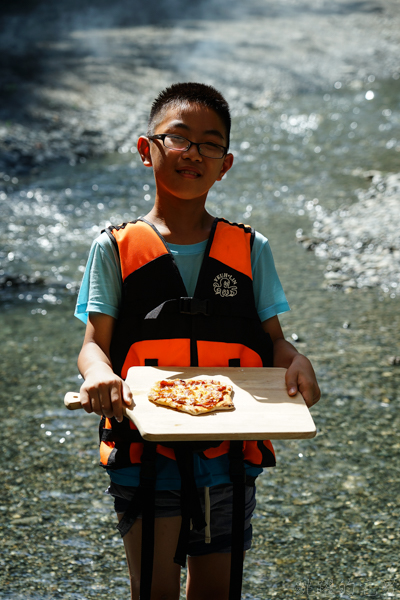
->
xmin=162 ymin=135 xmax=225 ymax=158
xmin=164 ymin=135 xmax=188 ymax=150
xmin=199 ymin=143 xmax=225 ymax=158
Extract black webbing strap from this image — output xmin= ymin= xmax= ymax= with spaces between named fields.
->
xmin=173 ymin=444 xmax=207 ymax=567
xmin=228 ymin=440 xmax=246 ymax=600
xmin=115 ymin=441 xmax=157 ymax=600
xmin=115 ymin=488 xmax=143 ymax=538
xmin=115 ymin=440 xmax=246 ymax=599
xmin=144 ymin=297 xmax=211 ymax=319
xmin=139 ymin=442 xmax=157 ymax=600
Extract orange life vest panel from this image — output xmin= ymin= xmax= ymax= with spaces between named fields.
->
xmin=99 ymin=217 xmax=275 ymax=470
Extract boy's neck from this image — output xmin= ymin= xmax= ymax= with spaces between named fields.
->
xmin=144 ymin=203 xmax=215 ymax=245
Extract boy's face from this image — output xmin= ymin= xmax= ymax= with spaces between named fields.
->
xmin=138 ymin=102 xmax=234 ymax=203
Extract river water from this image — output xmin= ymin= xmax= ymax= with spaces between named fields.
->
xmin=1 ymin=31 xmax=400 ymax=600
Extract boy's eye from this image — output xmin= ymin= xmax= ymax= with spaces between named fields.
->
xmin=198 ymin=142 xmax=226 ymax=158
xmin=167 ymin=137 xmax=220 ymax=151
xmin=158 ymin=134 xmax=226 ymax=158
xmin=165 ymin=135 xmax=188 ymax=148
xmin=202 ymin=142 xmax=220 ymax=150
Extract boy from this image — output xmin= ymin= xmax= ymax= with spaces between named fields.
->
xmin=75 ymin=82 xmax=320 ymax=600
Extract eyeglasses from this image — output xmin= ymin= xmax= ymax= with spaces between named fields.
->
xmin=148 ymin=134 xmax=227 ymax=159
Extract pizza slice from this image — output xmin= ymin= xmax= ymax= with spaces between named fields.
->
xmin=148 ymin=378 xmax=235 ymax=416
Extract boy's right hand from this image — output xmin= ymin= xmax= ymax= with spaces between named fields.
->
xmin=79 ymin=365 xmax=133 ymax=423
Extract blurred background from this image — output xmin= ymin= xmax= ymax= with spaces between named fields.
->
xmin=1 ymin=1 xmax=399 ymax=598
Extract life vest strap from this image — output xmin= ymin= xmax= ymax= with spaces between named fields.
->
xmin=145 ymin=297 xmax=211 ymax=319
xmin=228 ymin=440 xmax=246 ymax=600
xmin=115 ymin=488 xmax=143 ymax=538
xmin=115 ymin=442 xmax=157 ymax=600
xmin=144 ymin=295 xmax=261 ymax=321
xmin=179 ymin=297 xmax=210 ymax=316
xmin=140 ymin=450 xmax=156 ymax=600
xmin=116 ymin=440 xmax=247 ymax=599
xmin=173 ymin=444 xmax=207 ymax=568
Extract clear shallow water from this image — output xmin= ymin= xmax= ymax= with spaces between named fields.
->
xmin=1 ymin=77 xmax=399 ymax=301
xmin=1 ymin=78 xmax=400 ymax=599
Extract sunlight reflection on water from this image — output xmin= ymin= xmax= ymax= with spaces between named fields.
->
xmin=1 ymin=79 xmax=399 ymax=309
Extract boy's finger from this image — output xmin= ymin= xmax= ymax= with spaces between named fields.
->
xmin=110 ymin=383 xmax=124 ymax=423
xmin=95 ymin=387 xmax=110 ymax=417
xmin=303 ymin=391 xmax=317 ymax=408
xmin=305 ymin=385 xmax=321 ymax=408
xmin=122 ymin=382 xmax=134 ymax=407
xmin=80 ymin=388 xmax=94 ymax=414
xmin=285 ymin=370 xmax=299 ymax=396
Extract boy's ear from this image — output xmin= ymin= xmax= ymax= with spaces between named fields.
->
xmin=137 ymin=136 xmax=153 ymax=167
xmin=217 ymin=152 xmax=234 ymax=181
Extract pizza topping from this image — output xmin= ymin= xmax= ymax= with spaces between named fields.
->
xmin=148 ymin=378 xmax=235 ymax=415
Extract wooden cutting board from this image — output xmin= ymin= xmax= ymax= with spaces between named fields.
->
xmin=124 ymin=366 xmax=317 ymax=441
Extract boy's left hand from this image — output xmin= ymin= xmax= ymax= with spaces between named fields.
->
xmin=285 ymin=353 xmax=320 ymax=408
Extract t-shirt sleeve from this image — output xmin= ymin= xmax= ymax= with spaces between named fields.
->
xmin=251 ymin=231 xmax=290 ymax=322
xmin=74 ymin=231 xmax=122 ymax=324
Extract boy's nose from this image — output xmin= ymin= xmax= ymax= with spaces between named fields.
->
xmin=182 ymin=144 xmax=202 ymax=160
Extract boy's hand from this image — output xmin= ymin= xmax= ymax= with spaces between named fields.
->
xmin=77 ymin=314 xmax=133 ymax=423
xmin=79 ymin=365 xmax=133 ymax=423
xmin=285 ymin=354 xmax=320 ymax=408
xmin=262 ymin=317 xmax=320 ymax=408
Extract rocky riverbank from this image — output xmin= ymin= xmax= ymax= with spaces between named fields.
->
xmin=297 ymin=171 xmax=400 ymax=295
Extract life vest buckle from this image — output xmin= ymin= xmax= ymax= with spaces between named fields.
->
xmin=179 ymin=296 xmax=210 ymax=316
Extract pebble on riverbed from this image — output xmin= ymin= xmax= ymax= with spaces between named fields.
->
xmin=297 ymin=172 xmax=400 ymax=295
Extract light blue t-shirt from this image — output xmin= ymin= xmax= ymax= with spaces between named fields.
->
xmin=75 ymin=230 xmax=289 ymax=324
xmin=75 ymin=225 xmax=290 ymax=489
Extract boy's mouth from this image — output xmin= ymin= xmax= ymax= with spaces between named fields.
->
xmin=177 ymin=168 xmax=201 ymax=178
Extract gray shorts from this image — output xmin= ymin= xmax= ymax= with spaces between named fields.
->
xmin=107 ymin=482 xmax=256 ymax=556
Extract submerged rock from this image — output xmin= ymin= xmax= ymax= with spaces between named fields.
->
xmin=0 ymin=272 xmax=45 ymax=289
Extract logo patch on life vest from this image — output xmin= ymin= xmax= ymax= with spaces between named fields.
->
xmin=213 ymin=273 xmax=238 ymax=297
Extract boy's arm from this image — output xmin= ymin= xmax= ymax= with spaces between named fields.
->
xmin=78 ymin=313 xmax=133 ymax=423
xmin=262 ymin=316 xmax=320 ymax=408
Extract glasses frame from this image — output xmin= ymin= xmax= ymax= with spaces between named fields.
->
xmin=148 ymin=134 xmax=228 ymax=159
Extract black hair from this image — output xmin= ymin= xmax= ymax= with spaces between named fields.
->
xmin=147 ymin=82 xmax=231 ymax=148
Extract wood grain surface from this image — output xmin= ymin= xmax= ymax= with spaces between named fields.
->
xmin=124 ymin=366 xmax=317 ymax=441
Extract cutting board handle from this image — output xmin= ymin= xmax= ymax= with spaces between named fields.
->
xmin=64 ymin=392 xmax=82 ymax=410
xmin=63 ymin=392 xmax=131 ymax=419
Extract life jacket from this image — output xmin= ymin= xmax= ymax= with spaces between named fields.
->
xmin=99 ymin=217 xmax=276 ymax=471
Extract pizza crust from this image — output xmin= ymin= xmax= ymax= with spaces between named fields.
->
xmin=148 ymin=378 xmax=235 ymax=416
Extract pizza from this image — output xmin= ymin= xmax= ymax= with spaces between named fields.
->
xmin=148 ymin=378 xmax=235 ymax=416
